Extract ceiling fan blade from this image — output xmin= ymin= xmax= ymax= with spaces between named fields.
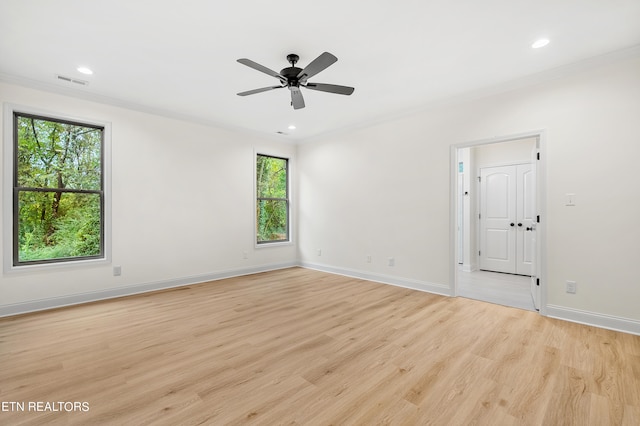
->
xmin=290 ymin=87 xmax=305 ymax=109
xmin=297 ymin=52 xmax=337 ymax=82
xmin=237 ymin=58 xmax=285 ymax=82
xmin=304 ymin=83 xmax=355 ymax=95
xmin=237 ymin=85 xmax=284 ymax=96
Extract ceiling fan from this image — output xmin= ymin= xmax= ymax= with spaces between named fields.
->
xmin=236 ymin=52 xmax=354 ymax=110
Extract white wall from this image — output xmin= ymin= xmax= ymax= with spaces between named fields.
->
xmin=3 ymin=52 xmax=640 ymax=333
xmin=298 ymin=53 xmax=640 ymax=328
xmin=0 ymin=82 xmax=297 ymax=313
xmin=473 ymin=137 xmax=536 ymax=168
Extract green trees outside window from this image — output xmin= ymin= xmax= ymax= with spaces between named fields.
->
xmin=13 ymin=113 xmax=104 ymax=265
xmin=256 ymin=154 xmax=289 ymax=243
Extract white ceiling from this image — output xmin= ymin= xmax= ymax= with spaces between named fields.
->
xmin=1 ymin=0 xmax=640 ymax=141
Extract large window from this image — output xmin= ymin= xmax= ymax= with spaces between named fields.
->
xmin=11 ymin=112 xmax=105 ymax=266
xmin=256 ymin=154 xmax=289 ymax=244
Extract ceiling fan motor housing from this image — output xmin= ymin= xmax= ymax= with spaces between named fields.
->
xmin=281 ymin=66 xmax=303 ymax=88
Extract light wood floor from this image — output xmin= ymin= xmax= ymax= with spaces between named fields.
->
xmin=1 ymin=268 xmax=639 ymax=425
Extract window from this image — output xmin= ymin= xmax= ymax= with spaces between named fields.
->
xmin=256 ymin=154 xmax=289 ymax=244
xmin=11 ymin=112 xmax=105 ymax=266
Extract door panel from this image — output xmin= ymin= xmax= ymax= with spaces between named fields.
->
xmin=458 ymin=175 xmax=464 ymax=264
xmin=529 ymin=146 xmax=540 ymax=310
xmin=485 ymin=229 xmax=510 ymax=260
xmin=480 ymin=163 xmax=534 ymax=276
xmin=516 ymin=164 xmax=533 ymax=275
xmin=480 ymin=166 xmax=516 ymax=273
xmin=485 ymin=173 xmax=510 ymax=218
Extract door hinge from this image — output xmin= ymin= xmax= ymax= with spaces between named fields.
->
xmin=479 ymin=250 xmax=481 ymax=256
xmin=537 ymin=152 xmax=540 ymax=160
xmin=537 ymin=278 xmax=540 ymax=286
xmin=537 ymin=215 xmax=540 ymax=223
xmin=478 ymin=176 xmax=481 ymax=182
xmin=479 ymin=213 xmax=481 ymax=220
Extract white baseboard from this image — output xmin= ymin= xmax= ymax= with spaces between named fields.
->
xmin=0 ymin=261 xmax=298 ymax=318
xmin=461 ymin=263 xmax=477 ymax=273
xmin=546 ymin=305 xmax=640 ymax=336
xmin=6 ymin=261 xmax=637 ymax=337
xmin=301 ymin=264 xmax=640 ymax=336
xmin=300 ymin=261 xmax=452 ymax=297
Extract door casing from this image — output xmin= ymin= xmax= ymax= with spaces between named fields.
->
xmin=449 ymin=130 xmax=547 ymax=315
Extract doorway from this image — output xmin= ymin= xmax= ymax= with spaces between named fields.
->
xmin=450 ymin=132 xmax=546 ymax=313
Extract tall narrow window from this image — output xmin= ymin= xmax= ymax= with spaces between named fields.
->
xmin=256 ymin=154 xmax=289 ymax=244
xmin=13 ymin=112 xmax=104 ymax=265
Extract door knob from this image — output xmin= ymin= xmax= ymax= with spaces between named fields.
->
xmin=518 ymin=223 xmax=523 ymax=227
xmin=510 ymin=223 xmax=515 ymax=227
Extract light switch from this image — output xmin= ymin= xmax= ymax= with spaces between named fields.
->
xmin=565 ymin=193 xmax=576 ymax=206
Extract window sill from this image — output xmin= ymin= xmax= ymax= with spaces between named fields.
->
xmin=4 ymin=256 xmax=110 ymax=275
xmin=255 ymin=240 xmax=293 ymax=249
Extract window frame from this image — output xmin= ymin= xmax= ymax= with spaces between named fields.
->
xmin=3 ymin=104 xmax=112 ymax=272
xmin=255 ymin=152 xmax=291 ymax=246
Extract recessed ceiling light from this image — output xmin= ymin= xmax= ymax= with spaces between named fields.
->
xmin=531 ymin=39 xmax=550 ymax=49
xmin=288 ymin=125 xmax=296 ymax=130
xmin=77 ymin=66 xmax=93 ymax=75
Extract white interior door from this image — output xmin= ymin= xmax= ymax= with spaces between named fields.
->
xmin=516 ymin=164 xmax=534 ymax=275
xmin=479 ymin=166 xmax=516 ymax=273
xmin=480 ymin=163 xmax=533 ymax=276
xmin=529 ymin=148 xmax=540 ymax=310
xmin=458 ymin=174 xmax=464 ymax=264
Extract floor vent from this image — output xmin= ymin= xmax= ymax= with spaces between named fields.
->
xmin=56 ymin=75 xmax=88 ymax=86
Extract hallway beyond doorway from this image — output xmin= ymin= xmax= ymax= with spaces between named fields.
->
xmin=457 ymin=268 xmax=535 ymax=311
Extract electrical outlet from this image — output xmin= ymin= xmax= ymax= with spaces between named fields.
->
xmin=242 ymin=251 xmax=248 ymax=260
xmin=113 ymin=266 xmax=122 ymax=276
xmin=317 ymin=249 xmax=322 ymax=256
xmin=388 ymin=257 xmax=395 ymax=267
xmin=366 ymin=255 xmax=372 ymax=263
xmin=566 ymin=280 xmax=576 ymax=294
